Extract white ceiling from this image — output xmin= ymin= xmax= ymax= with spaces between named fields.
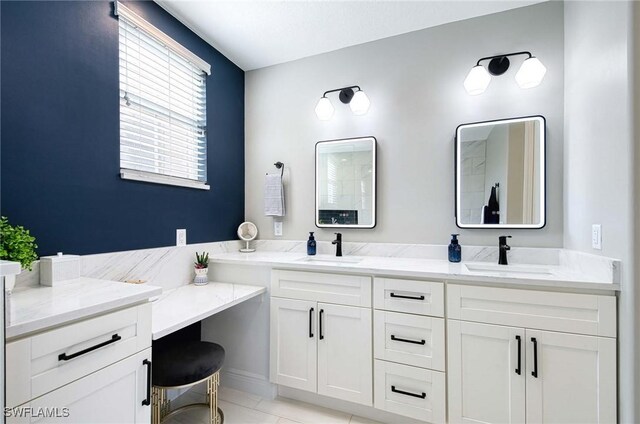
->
xmin=155 ymin=0 xmax=545 ymax=71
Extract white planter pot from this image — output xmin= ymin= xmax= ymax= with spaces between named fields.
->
xmin=194 ymin=267 xmax=209 ymax=286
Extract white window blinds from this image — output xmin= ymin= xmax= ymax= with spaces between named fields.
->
xmin=116 ymin=2 xmax=211 ymax=190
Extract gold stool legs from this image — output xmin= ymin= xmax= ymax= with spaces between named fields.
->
xmin=151 ymin=371 xmax=222 ymax=424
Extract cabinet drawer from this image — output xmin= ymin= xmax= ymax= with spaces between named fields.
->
xmin=374 ymin=360 xmax=445 ymax=423
xmin=271 ymin=269 xmax=371 ymax=307
xmin=447 ymin=284 xmax=616 ymax=337
xmin=374 ymin=310 xmax=445 ymax=371
xmin=7 ymin=303 xmax=151 ymax=407
xmin=7 ymin=348 xmax=151 ymax=424
xmin=373 ymin=277 xmax=443 ymax=317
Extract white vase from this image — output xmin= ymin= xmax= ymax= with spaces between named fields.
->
xmin=194 ymin=267 xmax=209 ymax=286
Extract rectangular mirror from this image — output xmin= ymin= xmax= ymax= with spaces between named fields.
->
xmin=316 ymin=137 xmax=377 ymax=228
xmin=456 ymin=116 xmax=545 ymax=229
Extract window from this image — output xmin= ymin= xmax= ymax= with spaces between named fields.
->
xmin=116 ymin=2 xmax=211 ymax=190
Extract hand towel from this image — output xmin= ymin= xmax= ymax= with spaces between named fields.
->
xmin=264 ymin=173 xmax=285 ymax=217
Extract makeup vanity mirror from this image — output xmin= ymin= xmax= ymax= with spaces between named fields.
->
xmin=316 ymin=136 xmax=376 ymax=228
xmin=455 ymin=116 xmax=545 ymax=228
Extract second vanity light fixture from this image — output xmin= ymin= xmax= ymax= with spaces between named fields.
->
xmin=464 ymin=51 xmax=547 ymax=95
xmin=315 ymin=86 xmax=370 ymax=120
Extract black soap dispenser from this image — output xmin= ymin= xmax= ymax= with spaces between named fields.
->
xmin=307 ymin=232 xmax=317 ymax=256
xmin=448 ymin=234 xmax=462 ymax=263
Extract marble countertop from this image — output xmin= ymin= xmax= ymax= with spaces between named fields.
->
xmin=6 ymin=278 xmax=162 ymax=340
xmin=152 ymin=282 xmax=266 ymax=340
xmin=207 ymin=251 xmax=620 ymax=293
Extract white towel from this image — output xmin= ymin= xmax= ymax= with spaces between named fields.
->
xmin=264 ymin=173 xmax=285 ymax=216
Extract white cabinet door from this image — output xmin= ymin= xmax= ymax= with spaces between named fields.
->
xmin=317 ymin=303 xmax=372 ymax=406
xmin=270 ymin=297 xmax=317 ymax=392
xmin=448 ymin=320 xmax=525 ymax=424
xmin=8 ymin=349 xmax=151 ymax=424
xmin=526 ymin=329 xmax=617 ymax=424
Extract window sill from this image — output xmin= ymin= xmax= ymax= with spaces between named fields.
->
xmin=120 ymin=169 xmax=210 ymax=190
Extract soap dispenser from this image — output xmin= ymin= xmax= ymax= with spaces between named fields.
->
xmin=307 ymin=232 xmax=317 ymax=256
xmin=448 ymin=234 xmax=462 ymax=263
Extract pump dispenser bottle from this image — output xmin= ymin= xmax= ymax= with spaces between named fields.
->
xmin=307 ymin=232 xmax=317 ymax=256
xmin=448 ymin=234 xmax=462 ymax=263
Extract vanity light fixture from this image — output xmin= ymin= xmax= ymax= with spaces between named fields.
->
xmin=464 ymin=51 xmax=547 ymax=95
xmin=315 ymin=86 xmax=370 ymax=120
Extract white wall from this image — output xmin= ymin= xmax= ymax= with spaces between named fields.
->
xmin=563 ymin=1 xmax=637 ymax=422
xmin=245 ymin=2 xmax=564 ymax=248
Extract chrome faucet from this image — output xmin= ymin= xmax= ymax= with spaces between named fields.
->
xmin=332 ymin=233 xmax=342 ymax=257
xmin=498 ymin=235 xmax=512 ymax=265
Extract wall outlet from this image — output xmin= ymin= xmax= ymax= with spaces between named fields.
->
xmin=274 ymin=221 xmax=283 ymax=237
xmin=592 ymin=224 xmax=602 ymax=250
xmin=176 ymin=229 xmax=187 ymax=246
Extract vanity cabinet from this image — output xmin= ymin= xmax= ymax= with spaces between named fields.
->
xmin=270 ymin=270 xmax=373 ymax=406
xmin=6 ymin=303 xmax=152 ymax=423
xmin=447 ymin=284 xmax=617 ymax=424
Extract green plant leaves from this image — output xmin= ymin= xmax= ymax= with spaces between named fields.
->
xmin=0 ymin=216 xmax=38 ymax=271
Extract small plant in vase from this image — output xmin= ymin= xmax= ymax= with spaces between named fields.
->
xmin=194 ymin=252 xmax=209 ymax=286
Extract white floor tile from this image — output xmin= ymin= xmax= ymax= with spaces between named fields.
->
xmin=275 ymin=418 xmax=303 ymax=424
xmin=219 ymin=386 xmax=263 ymax=409
xmin=255 ymin=397 xmax=351 ymax=424
xmin=349 ymin=415 xmax=384 ymax=424
xmin=219 ymin=400 xmax=280 ymax=424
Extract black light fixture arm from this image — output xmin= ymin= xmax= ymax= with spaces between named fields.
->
xmin=322 ymin=85 xmax=361 ymax=97
xmin=475 ymin=51 xmax=533 ymax=76
xmin=322 ymin=85 xmax=362 ymax=104
xmin=475 ymin=51 xmax=532 ymax=66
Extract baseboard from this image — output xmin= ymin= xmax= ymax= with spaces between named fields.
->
xmin=277 ymin=386 xmax=426 ymax=424
xmin=221 ymin=367 xmax=277 ymax=399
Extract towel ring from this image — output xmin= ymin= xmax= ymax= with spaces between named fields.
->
xmin=268 ymin=161 xmax=284 ymax=178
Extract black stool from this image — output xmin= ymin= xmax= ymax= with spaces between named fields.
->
xmin=152 ymin=341 xmax=225 ymax=424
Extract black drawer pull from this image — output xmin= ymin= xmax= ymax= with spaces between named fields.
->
xmin=515 ymin=335 xmax=522 ymax=375
xmin=309 ymin=307 xmax=314 ymax=338
xmin=531 ymin=337 xmax=538 ymax=378
xmin=319 ymin=309 xmax=325 ymax=340
xmin=142 ymin=359 xmax=152 ymax=406
xmin=391 ymin=335 xmax=426 ymax=345
xmin=390 ymin=293 xmax=425 ymax=301
xmin=391 ymin=385 xmax=426 ymax=399
xmin=58 ymin=334 xmax=122 ymax=361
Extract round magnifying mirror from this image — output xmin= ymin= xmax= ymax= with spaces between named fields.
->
xmin=237 ymin=222 xmax=258 ymax=253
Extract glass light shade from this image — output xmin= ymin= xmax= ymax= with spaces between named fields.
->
xmin=349 ymin=90 xmax=370 ymax=115
xmin=515 ymin=57 xmax=547 ymax=89
xmin=464 ymin=65 xmax=491 ymax=95
xmin=315 ymin=97 xmax=334 ymax=120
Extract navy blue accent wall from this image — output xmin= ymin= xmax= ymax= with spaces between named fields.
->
xmin=1 ymin=1 xmax=245 ymax=256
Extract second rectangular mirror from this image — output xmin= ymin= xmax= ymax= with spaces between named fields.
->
xmin=316 ymin=136 xmax=376 ymax=228
xmin=456 ymin=116 xmax=546 ymax=229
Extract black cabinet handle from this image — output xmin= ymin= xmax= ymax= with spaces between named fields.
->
xmin=309 ymin=307 xmax=314 ymax=338
xmin=531 ymin=337 xmax=538 ymax=378
xmin=390 ymin=293 xmax=425 ymax=301
xmin=391 ymin=386 xmax=426 ymax=399
xmin=391 ymin=335 xmax=426 ymax=345
xmin=515 ymin=335 xmax=522 ymax=375
xmin=319 ymin=309 xmax=324 ymax=340
xmin=142 ymin=359 xmax=152 ymax=406
xmin=58 ymin=334 xmax=122 ymax=361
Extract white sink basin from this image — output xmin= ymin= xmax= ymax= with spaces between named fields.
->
xmin=298 ymin=256 xmax=362 ymax=266
xmin=465 ymin=263 xmax=553 ymax=276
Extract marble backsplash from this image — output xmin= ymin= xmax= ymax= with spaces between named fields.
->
xmin=14 ymin=239 xmax=620 ymax=289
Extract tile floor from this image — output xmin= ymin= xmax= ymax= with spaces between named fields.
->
xmin=164 ymin=386 xmax=383 ymax=424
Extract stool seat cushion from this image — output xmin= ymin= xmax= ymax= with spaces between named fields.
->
xmin=152 ymin=341 xmax=225 ymax=387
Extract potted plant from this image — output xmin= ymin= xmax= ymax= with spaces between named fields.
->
xmin=194 ymin=251 xmax=209 ymax=286
xmin=0 ymin=216 xmax=38 ymax=292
